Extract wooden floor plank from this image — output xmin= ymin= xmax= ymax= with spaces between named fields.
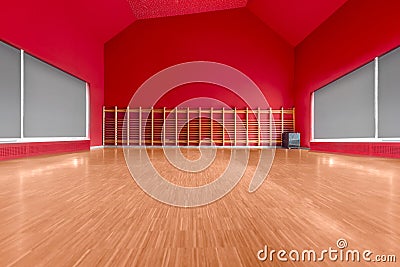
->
xmin=0 ymin=148 xmax=399 ymax=266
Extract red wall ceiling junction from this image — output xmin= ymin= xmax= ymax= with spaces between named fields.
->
xmin=127 ymin=0 xmax=349 ymax=46
xmin=105 ymin=8 xmax=294 ymax=111
xmin=295 ymin=0 xmax=400 ymax=147
xmin=247 ymin=0 xmax=348 ymax=46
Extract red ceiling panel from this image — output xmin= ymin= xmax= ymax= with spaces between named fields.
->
xmin=127 ymin=0 xmax=248 ymax=19
xmin=247 ymin=0 xmax=348 ymax=46
xmin=1 ymin=0 xmax=136 ymax=44
xmin=73 ymin=0 xmax=136 ymax=42
xmin=2 ymin=0 xmax=351 ymax=50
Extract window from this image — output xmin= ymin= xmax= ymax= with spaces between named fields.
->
xmin=313 ymin=46 xmax=400 ymax=141
xmin=0 ymin=41 xmax=88 ymax=143
xmin=0 ymin=42 xmax=21 ymax=138
xmin=378 ymin=47 xmax=400 ymax=138
xmin=313 ymin=61 xmax=375 ymax=139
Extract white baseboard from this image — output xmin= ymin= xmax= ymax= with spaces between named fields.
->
xmin=90 ymin=146 xmax=104 ymax=150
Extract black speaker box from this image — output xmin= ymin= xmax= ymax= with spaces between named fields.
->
xmin=282 ymin=132 xmax=300 ymax=149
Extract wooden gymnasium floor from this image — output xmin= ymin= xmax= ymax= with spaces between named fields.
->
xmin=0 ymin=148 xmax=399 ymax=267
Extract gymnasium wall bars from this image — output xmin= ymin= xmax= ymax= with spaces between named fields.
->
xmin=103 ymin=107 xmax=295 ymax=147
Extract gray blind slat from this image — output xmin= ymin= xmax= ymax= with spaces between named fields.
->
xmin=0 ymin=41 xmax=21 ymax=138
xmin=24 ymin=54 xmax=86 ymax=137
xmin=314 ymin=61 xmax=375 ymax=139
xmin=378 ymin=47 xmax=400 ymax=138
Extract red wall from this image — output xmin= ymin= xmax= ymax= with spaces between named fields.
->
xmin=1 ymin=3 xmax=104 ymax=147
xmin=105 ymin=8 xmax=294 ymax=110
xmin=295 ymin=0 xmax=400 ymax=148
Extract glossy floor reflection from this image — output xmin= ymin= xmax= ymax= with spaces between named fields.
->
xmin=0 ymin=148 xmax=399 ymax=266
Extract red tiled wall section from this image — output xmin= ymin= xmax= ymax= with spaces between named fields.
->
xmin=311 ymin=142 xmax=400 ymax=159
xmin=0 ymin=140 xmax=90 ymax=161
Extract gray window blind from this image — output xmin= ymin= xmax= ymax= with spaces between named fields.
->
xmin=378 ymin=47 xmax=400 ymax=138
xmin=314 ymin=61 xmax=375 ymax=139
xmin=24 ymin=54 xmax=86 ymax=137
xmin=0 ymin=41 xmax=21 ymax=138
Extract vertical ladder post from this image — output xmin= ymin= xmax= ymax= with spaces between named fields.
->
xmin=151 ymin=107 xmax=154 ymax=146
xmin=281 ymin=107 xmax=284 ymax=145
xmin=102 ymin=106 xmax=105 ymax=146
xmin=114 ymin=106 xmax=118 ymax=146
xmin=127 ymin=107 xmax=130 ymax=146
xmin=175 ymin=107 xmax=178 ymax=146
xmin=293 ymin=107 xmax=296 ymax=132
xmin=163 ymin=107 xmax=166 ymax=146
xmin=257 ymin=107 xmax=261 ymax=146
xmin=269 ymin=107 xmax=273 ymax=146
xmin=246 ymin=107 xmax=249 ymax=146
xmin=187 ymin=107 xmax=190 ymax=146
xmin=222 ymin=107 xmax=225 ymax=147
xmin=210 ymin=107 xmax=213 ymax=144
xmin=234 ymin=107 xmax=237 ymax=146
xmin=139 ymin=107 xmax=142 ymax=146
xmin=199 ymin=107 xmax=202 ymax=146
